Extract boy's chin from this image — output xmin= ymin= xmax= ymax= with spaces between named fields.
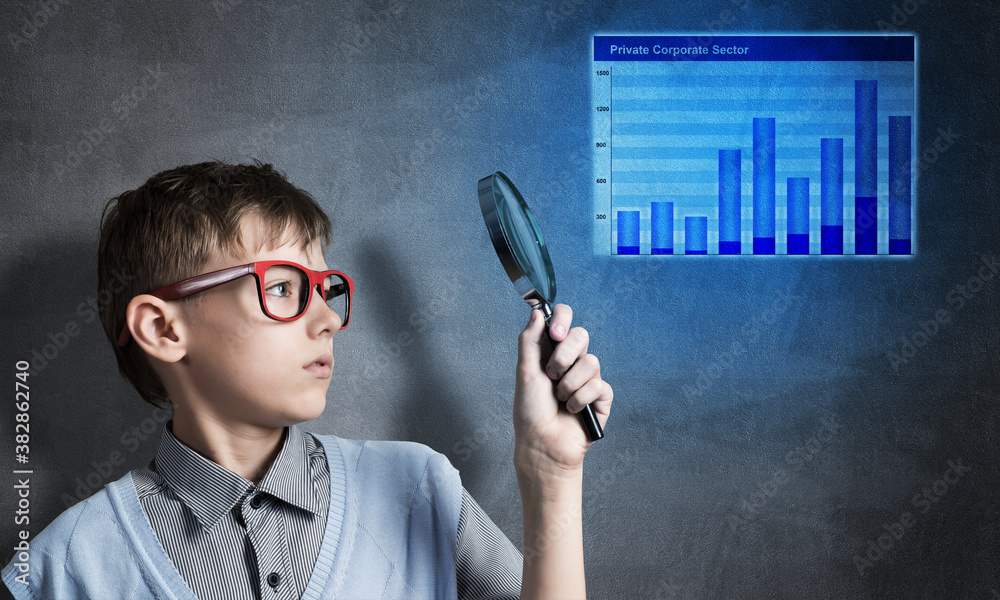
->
xmin=283 ymin=396 xmax=327 ymax=425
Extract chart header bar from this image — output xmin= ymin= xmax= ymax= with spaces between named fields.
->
xmin=594 ymin=35 xmax=915 ymax=62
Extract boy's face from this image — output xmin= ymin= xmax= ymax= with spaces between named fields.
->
xmin=174 ymin=218 xmax=340 ymax=429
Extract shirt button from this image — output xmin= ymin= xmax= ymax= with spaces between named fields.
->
xmin=267 ymin=572 xmax=280 ymax=588
xmin=249 ymin=494 xmax=263 ymax=509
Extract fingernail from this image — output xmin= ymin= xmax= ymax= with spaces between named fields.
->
xmin=554 ymin=324 xmax=566 ymax=337
xmin=547 ymin=368 xmax=558 ymax=379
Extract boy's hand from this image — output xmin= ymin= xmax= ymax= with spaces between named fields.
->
xmin=513 ymin=304 xmax=613 ymax=488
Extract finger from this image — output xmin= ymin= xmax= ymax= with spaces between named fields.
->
xmin=546 ymin=326 xmax=589 ymax=380
xmin=565 ymin=378 xmax=614 ymax=419
xmin=548 ymin=303 xmax=573 ymax=342
xmin=554 ymin=352 xmax=600 ymax=401
xmin=517 ymin=309 xmax=547 ymax=369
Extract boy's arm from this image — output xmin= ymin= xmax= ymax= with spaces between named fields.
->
xmin=513 ymin=305 xmax=613 ymax=599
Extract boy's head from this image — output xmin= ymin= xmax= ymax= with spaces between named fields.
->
xmin=99 ymin=161 xmax=335 ymax=409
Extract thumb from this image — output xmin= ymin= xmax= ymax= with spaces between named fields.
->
xmin=517 ymin=309 xmax=546 ymax=367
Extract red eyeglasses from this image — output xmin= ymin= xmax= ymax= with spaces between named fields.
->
xmin=117 ymin=260 xmax=354 ymax=346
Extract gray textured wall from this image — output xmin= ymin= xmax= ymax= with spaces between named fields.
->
xmin=1 ymin=1 xmax=998 ymax=598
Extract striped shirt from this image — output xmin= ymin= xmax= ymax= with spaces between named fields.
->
xmin=131 ymin=423 xmax=521 ymax=600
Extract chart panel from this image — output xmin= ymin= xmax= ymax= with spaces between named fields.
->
xmin=592 ymin=35 xmax=917 ymax=256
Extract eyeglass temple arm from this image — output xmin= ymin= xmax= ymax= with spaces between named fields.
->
xmin=116 ymin=264 xmax=255 ymax=346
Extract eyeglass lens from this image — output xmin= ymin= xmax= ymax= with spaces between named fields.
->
xmin=262 ymin=264 xmax=348 ymax=322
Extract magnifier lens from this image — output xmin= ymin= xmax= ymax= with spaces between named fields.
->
xmin=478 ymin=171 xmax=604 ymax=443
xmin=492 ymin=175 xmax=556 ymax=304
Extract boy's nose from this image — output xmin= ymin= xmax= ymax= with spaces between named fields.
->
xmin=306 ymin=287 xmax=343 ymax=334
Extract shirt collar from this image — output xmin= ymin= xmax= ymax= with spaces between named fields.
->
xmin=154 ymin=422 xmax=324 ymax=532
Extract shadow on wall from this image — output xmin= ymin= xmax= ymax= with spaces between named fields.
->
xmin=4 ymin=236 xmax=170 ymax=552
xmin=343 ymin=237 xmax=479 ymax=467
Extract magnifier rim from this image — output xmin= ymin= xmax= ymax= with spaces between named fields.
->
xmin=477 ymin=171 xmax=557 ymax=305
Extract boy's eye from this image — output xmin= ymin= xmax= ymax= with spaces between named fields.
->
xmin=265 ymin=280 xmax=296 ymax=298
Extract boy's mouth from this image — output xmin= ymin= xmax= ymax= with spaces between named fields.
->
xmin=304 ymin=354 xmax=333 ymax=378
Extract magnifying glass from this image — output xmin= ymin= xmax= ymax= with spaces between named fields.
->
xmin=478 ymin=172 xmax=604 ymax=442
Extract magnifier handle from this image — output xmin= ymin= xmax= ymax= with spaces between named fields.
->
xmin=541 ymin=313 xmax=605 ymax=442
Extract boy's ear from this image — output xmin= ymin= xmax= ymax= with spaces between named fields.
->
xmin=125 ymin=295 xmax=187 ymax=363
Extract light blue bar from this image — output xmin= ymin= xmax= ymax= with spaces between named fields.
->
xmin=888 ymin=116 xmax=911 ymax=242
xmin=685 ymin=216 xmax=708 ymax=254
xmin=787 ymin=177 xmax=810 ymax=235
xmin=753 ymin=117 xmax=776 ymax=239
xmin=821 ymin=138 xmax=844 ymax=227
xmin=718 ymin=149 xmax=741 ymax=244
xmin=651 ymin=202 xmax=673 ymax=252
xmin=855 ymin=80 xmax=878 ymax=197
xmin=617 ymin=211 xmax=640 ymax=254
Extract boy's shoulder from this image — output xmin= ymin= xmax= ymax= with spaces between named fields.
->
xmin=2 ymin=472 xmax=152 ymax=599
xmin=311 ymin=433 xmax=463 ymax=517
xmin=312 ymin=432 xmax=460 ymax=484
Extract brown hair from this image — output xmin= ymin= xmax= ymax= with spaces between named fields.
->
xmin=98 ymin=161 xmax=332 ymax=407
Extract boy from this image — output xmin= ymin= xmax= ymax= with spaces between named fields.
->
xmin=2 ymin=161 xmax=612 ymax=599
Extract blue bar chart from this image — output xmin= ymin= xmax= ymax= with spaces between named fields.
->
xmin=593 ymin=35 xmax=916 ymax=256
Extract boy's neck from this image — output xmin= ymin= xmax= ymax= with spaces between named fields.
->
xmin=169 ymin=415 xmax=286 ymax=485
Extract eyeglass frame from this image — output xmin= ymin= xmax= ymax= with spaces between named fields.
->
xmin=116 ymin=260 xmax=354 ymax=347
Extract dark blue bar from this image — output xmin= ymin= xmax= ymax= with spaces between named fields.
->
xmin=718 ymin=149 xmax=741 ymax=252
xmin=719 ymin=241 xmax=741 ymax=255
xmin=753 ymin=118 xmax=775 ymax=243
xmin=617 ymin=210 xmax=640 ymax=255
xmin=652 ymin=248 xmax=674 ymax=255
xmin=821 ymin=138 xmax=843 ymax=228
xmin=651 ymin=201 xmax=673 ymax=253
xmin=685 ymin=217 xmax=708 ymax=255
xmin=855 ymin=197 xmax=878 ymax=255
xmin=889 ymin=239 xmax=911 ymax=255
xmin=821 ymin=225 xmax=844 ymax=255
xmin=594 ymin=35 xmax=914 ymax=62
xmin=889 ymin=116 xmax=912 ymax=254
xmin=787 ymin=234 xmax=809 ymax=255
xmin=753 ymin=237 xmax=775 ymax=254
